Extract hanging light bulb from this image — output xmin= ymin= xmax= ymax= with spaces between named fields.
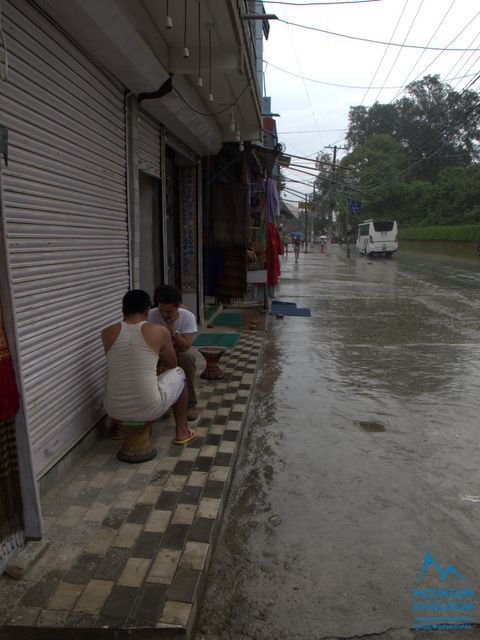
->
xmin=207 ymin=28 xmax=213 ymax=104
xmin=239 ymin=139 xmax=244 ymax=152
xmin=183 ymin=0 xmax=189 ymax=57
xmin=166 ymin=0 xmax=173 ymax=28
xmin=235 ymin=126 xmax=241 ymax=142
xmin=229 ymin=111 xmax=235 ymax=132
xmin=196 ymin=1 xmax=202 ymax=88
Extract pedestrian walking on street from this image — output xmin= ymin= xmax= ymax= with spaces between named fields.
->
xmin=319 ymin=232 xmax=328 ymax=253
xmin=293 ymin=236 xmax=301 ymax=261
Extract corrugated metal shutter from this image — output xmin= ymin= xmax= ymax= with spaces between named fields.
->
xmin=138 ymin=111 xmax=161 ymax=178
xmin=0 ymin=0 xmax=129 ymax=476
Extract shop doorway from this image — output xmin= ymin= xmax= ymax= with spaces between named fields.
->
xmin=139 ymin=172 xmax=164 ymax=298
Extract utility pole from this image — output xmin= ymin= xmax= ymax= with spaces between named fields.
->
xmin=325 ymin=144 xmax=347 ymax=225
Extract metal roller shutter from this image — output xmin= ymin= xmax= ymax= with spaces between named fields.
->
xmin=0 ymin=0 xmax=129 ymax=476
xmin=138 ymin=110 xmax=161 ymax=178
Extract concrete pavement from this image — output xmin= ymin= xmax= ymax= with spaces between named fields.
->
xmin=0 ymin=329 xmax=264 ymax=640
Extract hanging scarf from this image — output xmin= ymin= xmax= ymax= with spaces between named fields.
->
xmin=0 ymin=304 xmax=19 ymax=421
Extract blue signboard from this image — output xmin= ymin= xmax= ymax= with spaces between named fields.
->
xmin=349 ymin=200 xmax=362 ymax=215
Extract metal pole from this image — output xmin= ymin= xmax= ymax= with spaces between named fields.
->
xmin=304 ymin=196 xmax=308 ymax=253
xmin=346 ymin=198 xmax=350 ymax=258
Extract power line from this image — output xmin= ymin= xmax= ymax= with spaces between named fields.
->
xmin=276 ymin=18 xmax=480 ymax=51
xmin=264 ymin=58 xmax=478 ymax=90
xmin=354 ymin=100 xmax=480 ymax=192
xmin=359 ymin=0 xmax=410 ymax=105
xmin=389 ymin=6 xmax=480 ymax=101
xmin=285 ymin=7 xmax=324 ymax=148
xmin=373 ymin=0 xmax=426 ymax=104
xmin=279 ymin=128 xmax=347 ymax=133
xmin=389 ymin=0 xmax=457 ymax=102
xmin=263 ymin=0 xmax=381 ymax=4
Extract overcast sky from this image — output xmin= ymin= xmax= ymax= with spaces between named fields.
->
xmin=262 ymin=0 xmax=480 ymax=202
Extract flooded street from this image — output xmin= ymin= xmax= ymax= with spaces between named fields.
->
xmin=196 ymin=247 xmax=480 ymax=640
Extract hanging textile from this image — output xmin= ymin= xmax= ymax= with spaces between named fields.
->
xmin=215 ymin=246 xmax=247 ymax=301
xmin=0 ymin=306 xmax=20 ymax=421
xmin=266 ymin=178 xmax=280 ymax=223
xmin=0 ymin=304 xmax=23 ymax=542
xmin=266 ymin=223 xmax=284 ymax=286
xmin=212 ymin=182 xmax=249 ymax=246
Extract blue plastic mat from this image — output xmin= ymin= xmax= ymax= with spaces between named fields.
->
xmin=272 ymin=300 xmax=297 ymax=306
xmin=270 ymin=303 xmax=311 ymax=317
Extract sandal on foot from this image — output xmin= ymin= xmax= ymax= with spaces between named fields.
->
xmin=172 ymin=428 xmax=198 ymax=446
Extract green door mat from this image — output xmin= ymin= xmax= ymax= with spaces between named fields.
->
xmin=193 ymin=333 xmax=240 ymax=347
xmin=212 ymin=312 xmax=242 ymax=326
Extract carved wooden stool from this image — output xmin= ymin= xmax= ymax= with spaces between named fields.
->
xmin=198 ymin=347 xmax=226 ymax=380
xmin=113 ymin=420 xmax=156 ymax=463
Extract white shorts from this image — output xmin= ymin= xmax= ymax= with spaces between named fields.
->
xmin=157 ymin=367 xmax=186 ymax=414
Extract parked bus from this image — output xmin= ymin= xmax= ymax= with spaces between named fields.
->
xmin=356 ymin=220 xmax=398 ymax=257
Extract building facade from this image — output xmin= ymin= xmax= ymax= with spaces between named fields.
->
xmin=0 ymin=0 xmax=270 ymax=570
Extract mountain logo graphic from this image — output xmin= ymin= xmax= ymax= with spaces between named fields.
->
xmin=416 ymin=552 xmax=467 ymax=585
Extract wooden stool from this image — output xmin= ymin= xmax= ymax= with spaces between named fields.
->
xmin=198 ymin=347 xmax=226 ymax=380
xmin=113 ymin=420 xmax=156 ymax=463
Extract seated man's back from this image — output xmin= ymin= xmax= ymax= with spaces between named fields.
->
xmin=103 ymin=320 xmax=174 ymax=421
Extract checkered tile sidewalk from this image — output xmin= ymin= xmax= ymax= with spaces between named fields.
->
xmin=0 ymin=333 xmax=263 ymax=639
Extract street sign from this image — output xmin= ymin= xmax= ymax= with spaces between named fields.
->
xmin=298 ymin=202 xmax=314 ymax=209
xmin=348 ymin=200 xmax=362 ymax=215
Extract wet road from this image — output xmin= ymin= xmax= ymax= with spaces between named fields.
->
xmin=196 ymin=247 xmax=480 ymax=640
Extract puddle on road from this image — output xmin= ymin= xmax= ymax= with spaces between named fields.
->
xmin=357 ymin=420 xmax=386 ymax=433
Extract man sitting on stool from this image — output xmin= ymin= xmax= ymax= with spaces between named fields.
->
xmin=149 ymin=284 xmax=199 ymax=422
xmin=102 ymin=289 xmax=197 ymax=445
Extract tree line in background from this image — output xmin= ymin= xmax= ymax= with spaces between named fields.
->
xmin=312 ymin=75 xmax=480 ymax=230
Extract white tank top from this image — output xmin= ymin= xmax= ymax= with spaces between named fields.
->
xmin=104 ymin=321 xmax=167 ymax=421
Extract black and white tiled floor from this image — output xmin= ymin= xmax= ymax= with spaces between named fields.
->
xmin=0 ymin=332 xmax=263 ymax=639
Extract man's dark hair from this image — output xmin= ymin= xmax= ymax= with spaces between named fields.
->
xmin=154 ymin=284 xmax=182 ymax=306
xmin=122 ymin=289 xmax=152 ymax=316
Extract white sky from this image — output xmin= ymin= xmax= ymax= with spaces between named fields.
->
xmin=262 ymin=0 xmax=480 ymax=201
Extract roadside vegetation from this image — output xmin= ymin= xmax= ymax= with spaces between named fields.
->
xmin=311 ymin=75 xmax=480 ymax=235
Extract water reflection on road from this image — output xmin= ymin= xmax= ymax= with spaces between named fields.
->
xmin=196 ymin=248 xmax=480 ymax=640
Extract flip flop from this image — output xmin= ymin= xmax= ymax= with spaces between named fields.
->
xmin=172 ymin=428 xmax=198 ymax=446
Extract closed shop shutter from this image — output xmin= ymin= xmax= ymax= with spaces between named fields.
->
xmin=138 ymin=111 xmax=161 ymax=179
xmin=0 ymin=0 xmax=129 ymax=476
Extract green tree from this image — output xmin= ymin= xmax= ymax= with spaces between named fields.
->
xmin=338 ymin=134 xmax=411 ymax=221
xmin=346 ymin=75 xmax=480 ymax=184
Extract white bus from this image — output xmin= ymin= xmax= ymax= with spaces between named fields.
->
xmin=356 ymin=220 xmax=398 ymax=257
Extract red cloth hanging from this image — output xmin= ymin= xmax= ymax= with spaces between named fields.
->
xmin=266 ymin=223 xmax=284 ymax=286
xmin=0 ymin=306 xmax=20 ymax=421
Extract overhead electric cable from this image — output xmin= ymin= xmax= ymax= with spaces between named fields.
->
xmin=449 ymin=35 xmax=480 ymax=92
xmin=279 ymin=129 xmax=347 ymax=133
xmin=359 ymin=0 xmax=410 ymax=105
xmin=276 ymin=18 xmax=480 ymax=51
xmin=264 ymin=59 xmax=478 ymax=90
xmin=262 ymin=0 xmax=381 ymax=4
xmin=285 ymin=7 xmax=324 ymax=148
xmin=373 ymin=0 xmax=426 ymax=104
xmin=359 ymin=101 xmax=480 ymax=191
xmin=390 ymin=7 xmax=480 ymax=98
xmin=389 ymin=0 xmax=456 ymax=102
xmin=174 ymin=82 xmax=250 ymax=116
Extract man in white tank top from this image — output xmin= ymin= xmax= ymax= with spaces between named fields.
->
xmin=101 ymin=290 xmax=197 ymax=445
